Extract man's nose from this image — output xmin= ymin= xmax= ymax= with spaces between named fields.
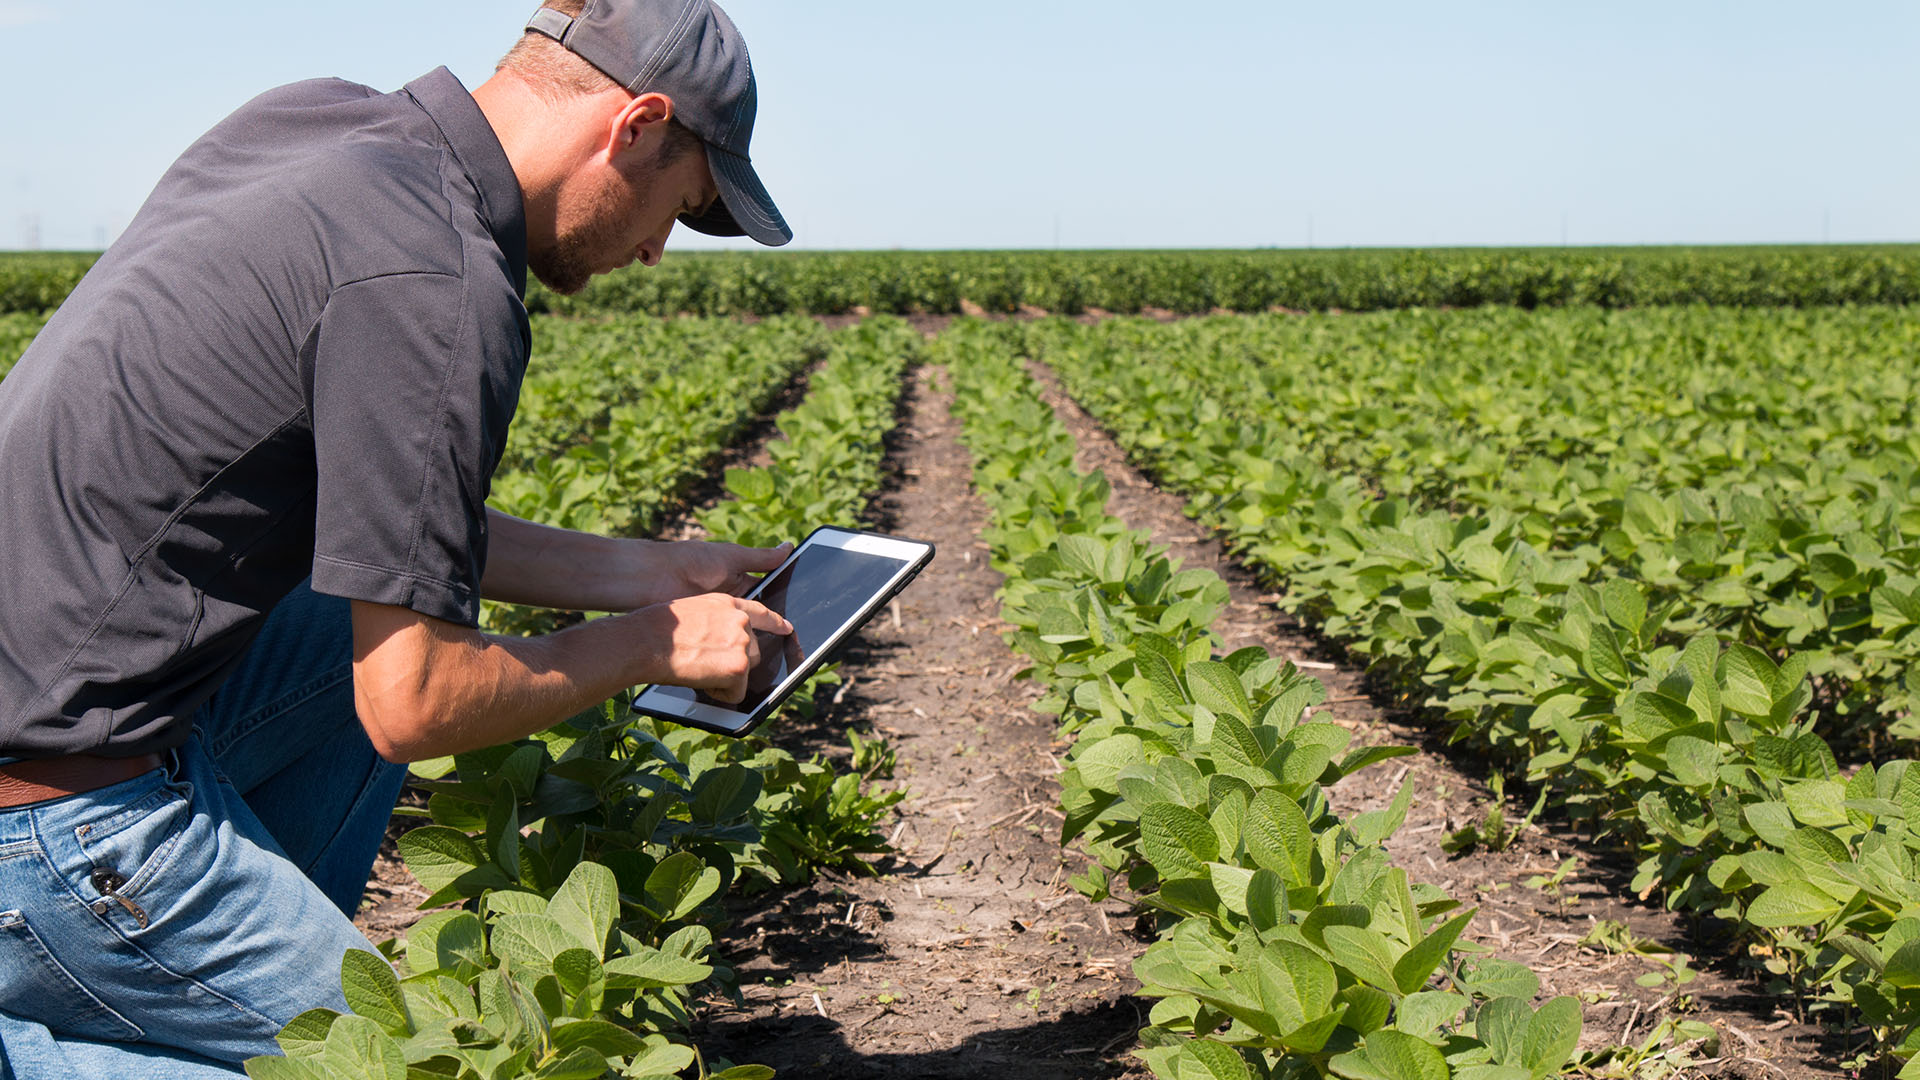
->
xmin=639 ymin=218 xmax=676 ymax=267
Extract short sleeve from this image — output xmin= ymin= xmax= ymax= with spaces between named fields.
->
xmin=306 ymin=272 xmax=525 ymax=625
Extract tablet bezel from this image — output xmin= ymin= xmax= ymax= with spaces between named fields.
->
xmin=628 ymin=526 xmax=934 ymax=737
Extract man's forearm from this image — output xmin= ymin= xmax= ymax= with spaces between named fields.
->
xmin=481 ymin=509 xmax=792 ymax=613
xmin=351 ymin=591 xmax=791 ymax=763
xmin=353 ymin=600 xmax=662 ymax=761
xmin=481 ymin=508 xmax=669 ymax=612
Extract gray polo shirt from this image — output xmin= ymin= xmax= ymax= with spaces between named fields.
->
xmin=0 ymin=67 xmax=530 ymax=760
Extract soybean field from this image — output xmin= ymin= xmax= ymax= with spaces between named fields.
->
xmin=2 ymin=248 xmax=1915 ymax=1080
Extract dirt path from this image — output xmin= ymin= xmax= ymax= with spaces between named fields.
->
xmin=1024 ymin=360 xmax=1839 ymax=1079
xmin=691 ymin=365 xmax=1149 ymax=1079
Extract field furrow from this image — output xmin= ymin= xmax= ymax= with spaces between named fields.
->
xmin=689 ymin=361 xmax=1149 ymax=1078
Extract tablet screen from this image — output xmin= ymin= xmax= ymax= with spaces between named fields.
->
xmin=693 ymin=543 xmax=907 ymax=714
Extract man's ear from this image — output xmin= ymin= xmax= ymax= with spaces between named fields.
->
xmin=606 ymin=91 xmax=675 ymax=163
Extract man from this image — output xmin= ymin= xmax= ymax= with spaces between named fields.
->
xmin=0 ymin=1 xmax=791 ymax=1074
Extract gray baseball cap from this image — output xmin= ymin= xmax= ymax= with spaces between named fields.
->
xmin=526 ymin=0 xmax=792 ymax=246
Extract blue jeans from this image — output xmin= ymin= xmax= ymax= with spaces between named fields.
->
xmin=0 ymin=582 xmax=408 ymax=1078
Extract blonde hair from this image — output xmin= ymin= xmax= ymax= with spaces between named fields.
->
xmin=498 ymin=0 xmax=620 ymax=102
xmin=497 ymin=0 xmax=703 ymax=162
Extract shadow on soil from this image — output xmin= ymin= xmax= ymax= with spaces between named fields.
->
xmin=698 ymin=997 xmax=1143 ymax=1080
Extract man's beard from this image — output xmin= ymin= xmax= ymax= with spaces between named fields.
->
xmin=530 ymin=166 xmax=636 ymax=296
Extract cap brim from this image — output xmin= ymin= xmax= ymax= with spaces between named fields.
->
xmin=679 ymin=145 xmax=792 ymax=247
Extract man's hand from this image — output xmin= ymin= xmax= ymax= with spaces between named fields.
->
xmin=649 ymin=592 xmax=795 ymax=704
xmin=664 ymin=540 xmax=794 ymax=599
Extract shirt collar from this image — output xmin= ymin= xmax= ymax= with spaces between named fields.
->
xmin=403 ymin=67 xmax=528 ymax=298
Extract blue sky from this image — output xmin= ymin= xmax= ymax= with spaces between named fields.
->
xmin=2 ymin=1 xmax=1915 ymax=251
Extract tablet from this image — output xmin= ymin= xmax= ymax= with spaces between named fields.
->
xmin=630 ymin=527 xmax=935 ymax=736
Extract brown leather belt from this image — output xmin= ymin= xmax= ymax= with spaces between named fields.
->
xmin=0 ymin=753 xmax=166 ymax=809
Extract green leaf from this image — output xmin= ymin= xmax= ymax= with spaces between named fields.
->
xmin=1187 ymin=660 xmax=1253 ymax=721
xmin=320 ymin=1014 xmax=407 ymax=1080
xmin=548 ymin=1018 xmax=646 ymax=1057
xmin=1179 ymin=1039 xmax=1252 ymax=1080
xmin=1395 ymin=992 xmax=1466 ymax=1038
xmin=272 ymin=1009 xmax=340 ymax=1060
xmin=486 ymin=889 xmax=549 ymax=918
xmin=661 ymin=923 xmax=715 ymax=961
xmin=1745 ymin=882 xmax=1843 ymax=928
xmin=243 ymin=1056 xmax=331 ymax=1080
xmin=1478 ymin=995 xmax=1527 ymax=1066
xmin=603 ymin=945 xmax=713 ymax=988
xmin=625 ymin=1039 xmax=700 ymax=1076
xmin=1100 ymin=535 xmax=1135 ymax=585
xmin=1136 ymin=643 xmax=1188 ymax=708
xmin=404 ymin=910 xmax=485 ymax=978
xmin=495 ymin=744 xmax=545 ymax=803
xmin=1782 ymin=779 xmax=1848 ymax=828
xmin=530 ymin=1046 xmax=616 ymax=1080
xmin=1393 ymin=909 xmax=1475 ymax=995
xmin=1521 ymin=996 xmax=1583 ymax=1079
xmin=1583 ymin=624 xmax=1630 ymax=687
xmin=490 ymin=913 xmax=579 ymax=971
xmin=1074 ymin=733 xmax=1145 ymax=794
xmin=486 ymin=790 xmax=521 ymax=881
xmin=1330 ymin=1028 xmax=1448 ymax=1080
xmin=1257 ymin=940 xmax=1339 ymax=1036
xmin=1599 ymin=578 xmax=1648 ymax=640
xmin=552 ymin=948 xmax=605 ymax=1000
xmin=1244 ymin=790 xmax=1313 ymax=884
xmin=546 ymin=861 xmax=619 ymax=957
xmin=1664 ymin=735 xmax=1720 ymax=788
xmin=339 ymin=950 xmax=410 ymax=1037
xmin=645 ymin=851 xmax=722 ymax=921
xmin=690 ymin=763 xmax=763 ymax=824
xmin=1140 ymin=803 xmax=1220 ymax=879
xmin=1246 ymin=868 xmax=1286 ymax=933
xmin=1879 ymin=939 xmax=1920 ymax=992
xmin=396 ymin=826 xmax=485 ymax=894
xmin=1338 ymin=984 xmax=1393 ymax=1036
xmin=1719 ymin=644 xmax=1779 ymax=717
xmin=1353 ymin=778 xmax=1417 ymax=847
xmin=1743 ymin=801 xmax=1797 ymax=847
xmin=1321 ymin=925 xmax=1400 ymax=992
xmin=1827 ymin=933 xmax=1886 ymax=976
xmin=724 ymin=466 xmax=775 ymax=503
xmin=1208 ymin=863 xmax=1256 ymax=917
xmin=1459 ymin=958 xmax=1540 ymax=1000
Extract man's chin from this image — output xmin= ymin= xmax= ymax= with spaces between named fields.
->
xmin=529 ymin=263 xmax=592 ymax=296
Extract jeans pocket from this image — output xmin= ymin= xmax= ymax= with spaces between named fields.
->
xmin=73 ymin=781 xmax=194 ymax=921
xmin=0 ymin=909 xmax=144 ymax=1041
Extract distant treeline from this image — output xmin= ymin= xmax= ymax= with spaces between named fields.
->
xmin=6 ymin=246 xmax=1919 ymax=317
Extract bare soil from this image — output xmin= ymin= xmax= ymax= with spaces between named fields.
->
xmin=688 ymin=364 xmax=1149 ymax=1078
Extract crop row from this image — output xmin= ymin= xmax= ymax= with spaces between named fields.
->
xmin=8 ymin=246 xmax=1920 ymax=318
xmin=486 ymin=317 xmax=825 ymax=545
xmin=1024 ymin=308 xmax=1920 ymax=741
xmin=242 ymin=319 xmax=918 ymax=1078
xmin=940 ymin=319 xmax=1584 ymax=1080
xmin=0 ymin=311 xmax=51 ymax=381
xmin=0 ymin=252 xmax=90 ymax=314
xmin=1025 ymin=314 xmax=1920 ymax=1070
xmin=500 ymin=316 xmax=827 ymax=475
